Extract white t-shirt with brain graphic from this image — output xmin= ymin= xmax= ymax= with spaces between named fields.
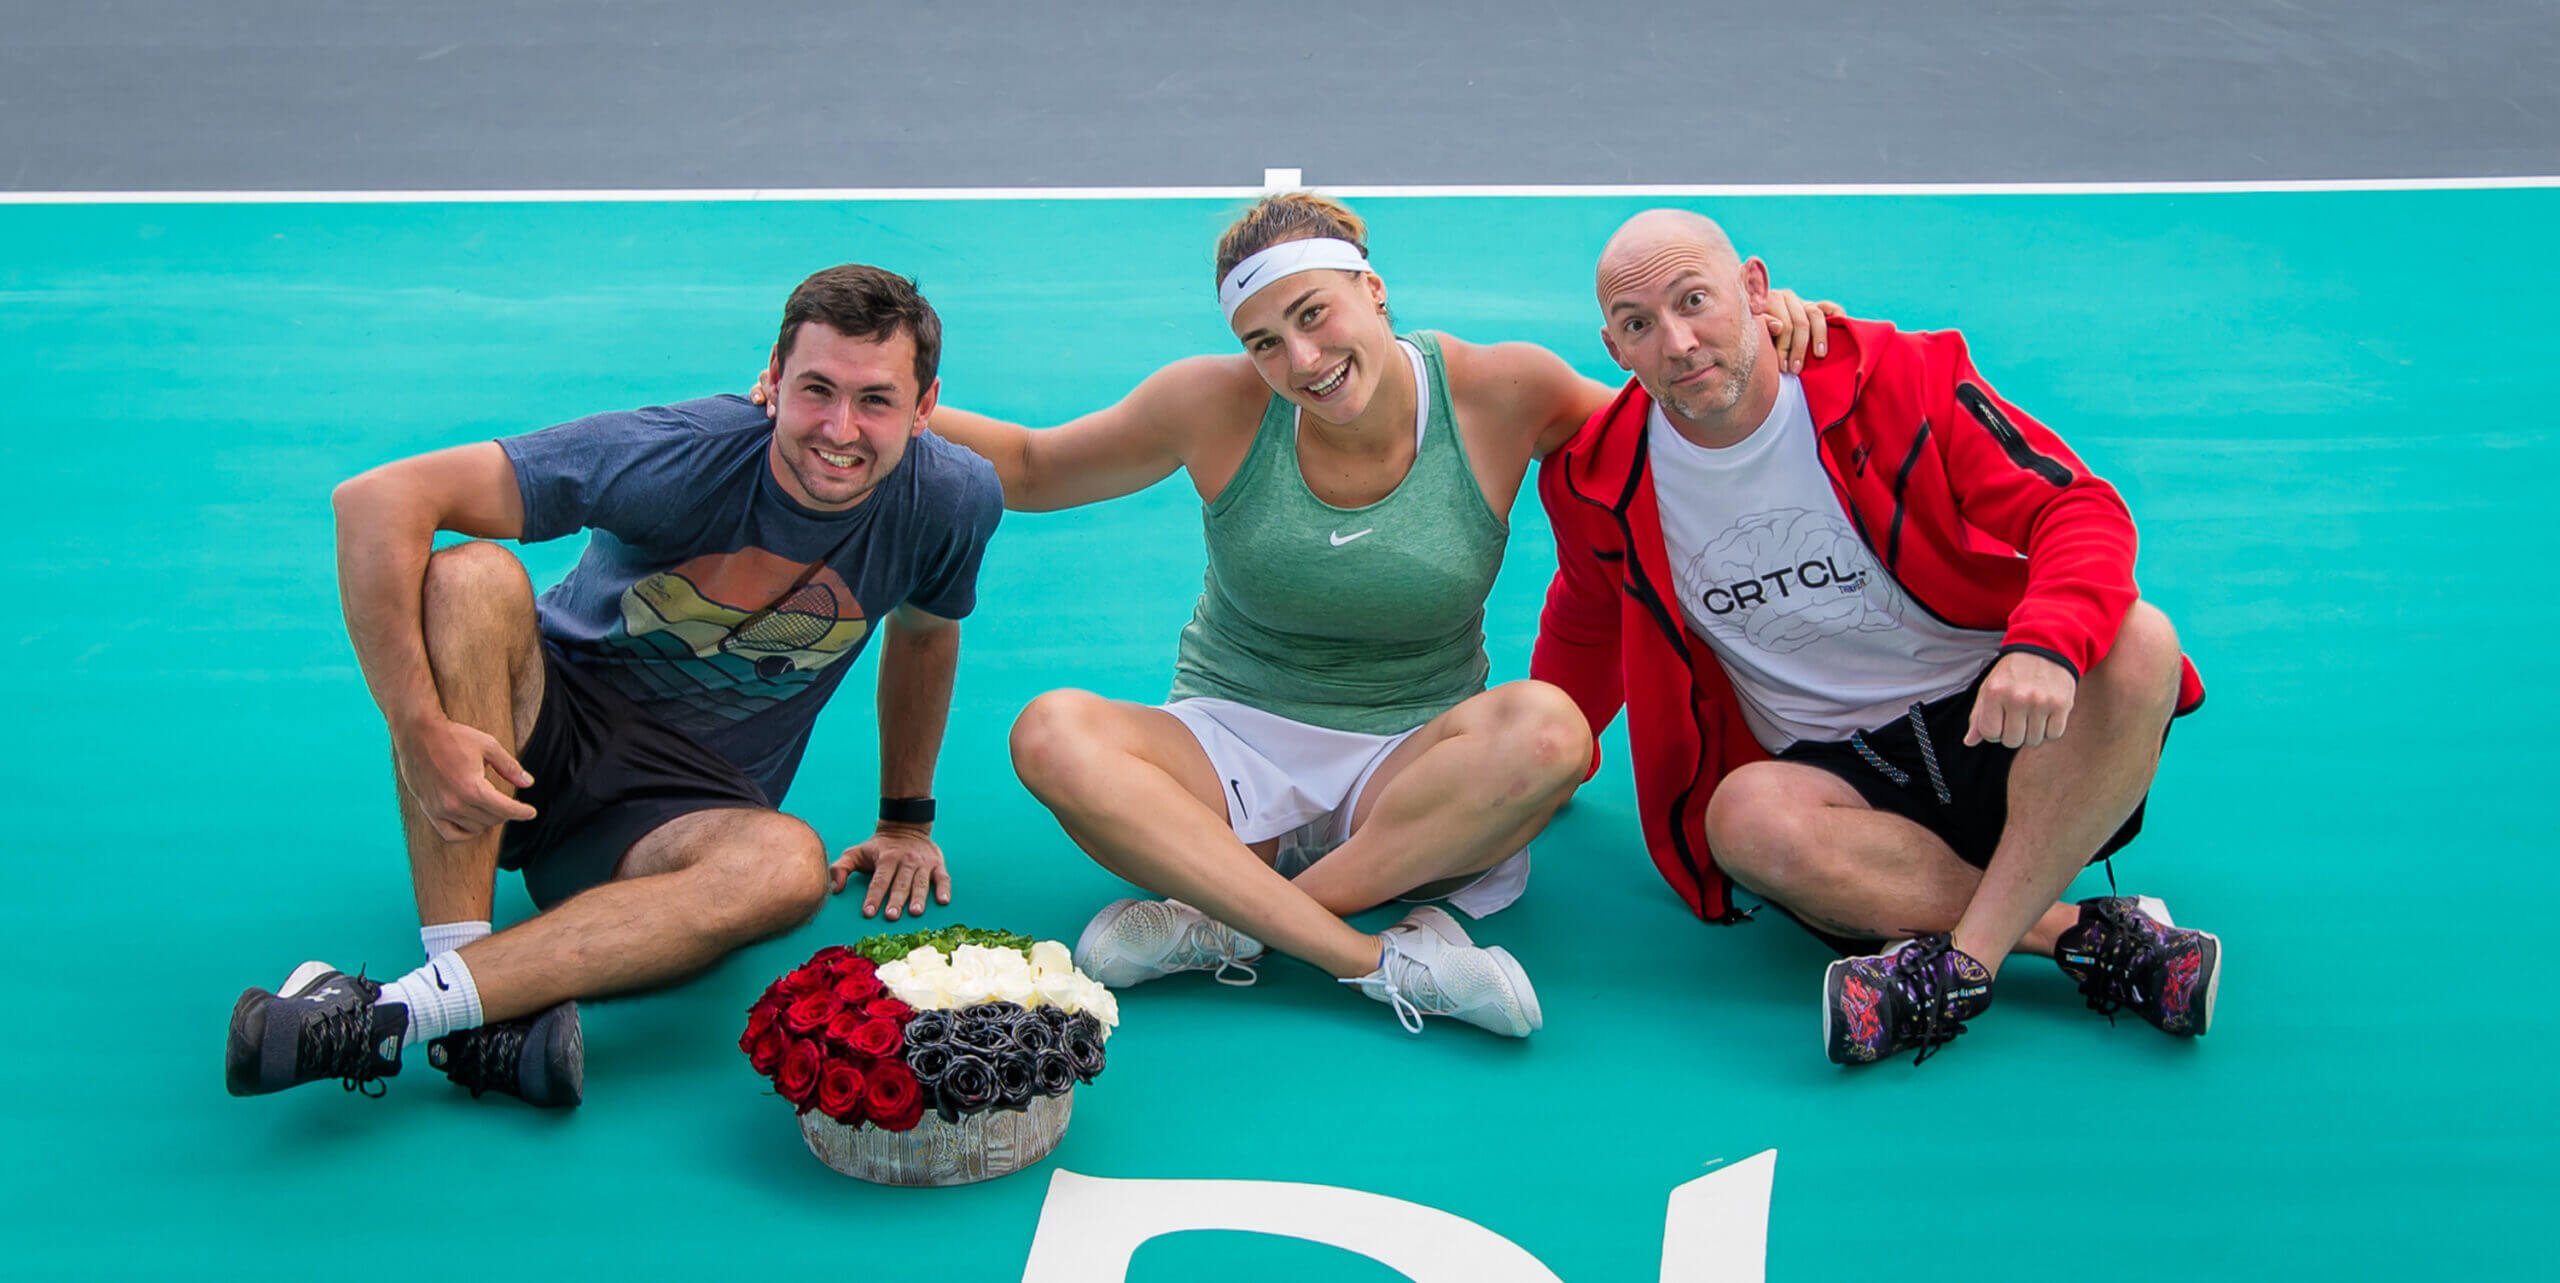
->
xmin=1647 ymin=375 xmax=2001 ymax=751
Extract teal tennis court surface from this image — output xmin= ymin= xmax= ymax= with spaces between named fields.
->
xmin=2 ymin=189 xmax=2554 ymax=1278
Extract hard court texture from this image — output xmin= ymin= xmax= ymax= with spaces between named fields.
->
xmin=1 ymin=5 xmax=2555 ymax=1282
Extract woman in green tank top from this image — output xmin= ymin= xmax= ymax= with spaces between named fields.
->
xmin=909 ymin=195 xmax=1833 ymax=1036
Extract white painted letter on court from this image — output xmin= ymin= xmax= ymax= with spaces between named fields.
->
xmin=1018 ymin=1149 xmax=1776 ymax=1281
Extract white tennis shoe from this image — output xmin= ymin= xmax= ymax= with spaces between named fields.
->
xmin=1344 ymin=906 xmax=1542 ymax=1037
xmin=1073 ymin=898 xmax=1266 ymax=989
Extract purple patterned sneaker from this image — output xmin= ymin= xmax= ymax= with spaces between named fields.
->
xmin=2055 ymin=897 xmax=2219 ymax=1036
xmin=1822 ymin=934 xmax=1994 ymax=1066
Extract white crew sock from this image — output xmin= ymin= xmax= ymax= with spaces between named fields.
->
xmin=377 ymin=950 xmax=484 ymax=1049
xmin=421 ymin=920 xmax=490 ymax=960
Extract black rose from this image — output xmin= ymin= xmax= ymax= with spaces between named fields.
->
xmin=904 ymin=1009 xmax=954 ymax=1046
xmin=1066 ymin=1011 xmax=1103 ymax=1043
xmin=954 ymin=1018 xmax=1011 ymax=1052
xmin=1032 ymin=1048 xmax=1076 ymax=1096
xmin=1008 ymin=1017 xmax=1059 ymax=1054
xmin=1036 ymin=1005 xmax=1073 ymax=1031
xmin=960 ymin=1001 xmax=1026 ymax=1023
xmin=935 ymin=1052 xmax=998 ymax=1122
xmin=994 ymin=1052 xmax=1038 ymax=1108
xmin=906 ymin=1042 xmax=955 ymax=1085
xmin=1063 ymin=1029 xmax=1106 ymax=1083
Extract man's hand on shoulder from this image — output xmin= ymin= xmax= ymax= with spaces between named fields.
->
xmin=394 ymin=715 xmax=537 ymax=842
xmin=831 ymin=823 xmax=951 ymax=921
xmin=1965 ymin=651 xmax=2077 ymax=749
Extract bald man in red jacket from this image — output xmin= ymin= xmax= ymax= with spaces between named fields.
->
xmin=1534 ymin=210 xmax=2219 ymax=1066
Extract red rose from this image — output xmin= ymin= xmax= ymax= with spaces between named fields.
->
xmin=864 ymin=1060 xmax=926 ymax=1131
xmin=863 ymin=996 xmax=911 ymax=1021
xmin=818 ymin=1062 xmax=868 ymax=1124
xmin=825 ymin=1007 xmax=867 ymax=1048
xmin=779 ymin=967 xmax=830 ymax=1000
xmin=810 ymin=945 xmax=856 ymax=967
xmin=748 ymin=1025 xmax=787 ymax=1076
xmin=783 ymin=991 xmax=840 ymax=1035
xmin=777 ymin=1038 xmax=825 ymax=1111
xmin=740 ymin=1001 xmax=778 ymax=1055
xmin=848 ymin=1016 xmax=904 ymax=1060
xmin=833 ymin=972 xmax=883 ymax=1005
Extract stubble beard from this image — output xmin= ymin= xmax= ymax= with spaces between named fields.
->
xmin=1665 ymin=336 xmax=1758 ymax=426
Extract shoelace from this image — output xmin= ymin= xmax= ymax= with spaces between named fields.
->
xmin=1850 ymin=702 xmax=1953 ymax=805
xmin=1342 ymin=932 xmax=1426 ymax=1033
xmin=299 ymin=974 xmax=391 ymax=1098
xmin=2071 ymin=910 xmax=2159 ymax=1025
xmin=1180 ymin=919 xmax=1261 ymax=986
xmin=438 ymin=1020 xmax=527 ymax=1099
xmin=1883 ymin=936 xmax=1970 ymax=1066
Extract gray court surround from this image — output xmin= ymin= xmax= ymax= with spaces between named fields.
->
xmin=4 ymin=0 xmax=2555 ymax=190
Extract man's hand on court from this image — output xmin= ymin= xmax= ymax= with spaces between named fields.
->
xmin=832 ymin=824 xmax=952 ymax=921
xmin=1760 ymin=289 xmax=1844 ymax=374
xmin=396 ymin=716 xmax=537 ymax=841
xmin=1965 ymin=651 xmax=2078 ymax=749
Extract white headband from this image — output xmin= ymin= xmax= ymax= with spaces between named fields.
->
xmin=1217 ymin=237 xmax=1374 ymax=322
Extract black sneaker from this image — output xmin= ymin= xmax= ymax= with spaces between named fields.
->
xmin=427 ymin=1002 xmax=583 ymax=1108
xmin=2055 ymin=897 xmax=2219 ymax=1036
xmin=1822 ymin=934 xmax=1994 ymax=1066
xmin=225 ymin=963 xmax=407 ymax=1097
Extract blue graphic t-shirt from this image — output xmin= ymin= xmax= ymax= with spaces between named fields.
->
xmin=498 ymin=395 xmax=1002 ymax=804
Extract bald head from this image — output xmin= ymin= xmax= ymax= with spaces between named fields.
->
xmin=1594 ymin=208 xmax=1775 ymax=444
xmin=1597 ymin=209 xmax=1739 ymax=299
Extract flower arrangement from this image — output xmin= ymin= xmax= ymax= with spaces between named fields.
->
xmin=742 ymin=926 xmax=1117 ymax=1135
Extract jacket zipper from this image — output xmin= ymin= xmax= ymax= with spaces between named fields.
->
xmin=1561 ymin=428 xmax=1733 ymax=922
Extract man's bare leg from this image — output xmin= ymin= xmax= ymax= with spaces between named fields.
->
xmin=458 ymin=807 xmax=830 ymax=1021
xmin=398 ymin=541 xmax=545 ymax=926
xmin=1707 ymin=761 xmax=2082 ymax=953
xmin=1292 ymin=680 xmax=1589 ymax=916
xmin=1707 ymin=605 xmax=2183 ymax=968
xmin=1948 ymin=604 xmax=2183 ymax=976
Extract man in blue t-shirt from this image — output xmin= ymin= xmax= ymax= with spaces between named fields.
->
xmin=225 ymin=265 xmax=1002 ymax=1109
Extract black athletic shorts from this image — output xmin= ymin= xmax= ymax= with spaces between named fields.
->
xmin=1767 ymin=664 xmax=2160 ymax=953
xmin=496 ymin=644 xmax=770 ymax=911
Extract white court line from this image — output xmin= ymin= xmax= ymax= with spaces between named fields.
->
xmin=2 ymin=176 xmax=2556 ymax=204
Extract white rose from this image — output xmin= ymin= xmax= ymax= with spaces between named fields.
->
xmin=943 ymin=948 xmax=995 ymax=1003
xmin=1077 ymin=978 xmax=1120 ymax=1034
xmin=1028 ymin=939 xmax=1074 ymax=978
xmin=873 ymin=959 xmax=944 ymax=1010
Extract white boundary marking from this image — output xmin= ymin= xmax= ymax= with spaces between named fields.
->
xmin=2 ymin=175 xmax=2556 ymax=205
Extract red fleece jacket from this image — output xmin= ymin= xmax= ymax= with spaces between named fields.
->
xmin=1531 ymin=317 xmax=2204 ymax=921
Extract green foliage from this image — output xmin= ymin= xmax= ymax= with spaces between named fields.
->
xmin=850 ymin=923 xmax=1039 ymax=963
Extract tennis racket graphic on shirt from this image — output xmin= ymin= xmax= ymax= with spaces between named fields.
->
xmin=719 ymin=579 xmax=849 ymax=675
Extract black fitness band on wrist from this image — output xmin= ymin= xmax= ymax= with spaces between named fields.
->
xmin=879 ymin=796 xmax=936 ymax=825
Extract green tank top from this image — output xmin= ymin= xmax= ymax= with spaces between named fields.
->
xmin=1169 ymin=332 xmax=1507 ymax=734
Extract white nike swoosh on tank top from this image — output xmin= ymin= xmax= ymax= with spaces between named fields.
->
xmin=1329 ymin=528 xmax=1374 ymax=546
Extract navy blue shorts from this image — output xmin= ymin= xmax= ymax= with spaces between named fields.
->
xmin=496 ymin=645 xmax=769 ymax=911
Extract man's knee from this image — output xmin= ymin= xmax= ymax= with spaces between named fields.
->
xmin=423 ymin=541 xmax=537 ymax=640
xmin=703 ymin=814 xmax=829 ymax=939
xmin=1009 ymin=689 xmax=1113 ymax=800
xmin=1703 ymin=764 xmax=1838 ymax=891
xmin=2091 ymin=600 xmax=2182 ymax=713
